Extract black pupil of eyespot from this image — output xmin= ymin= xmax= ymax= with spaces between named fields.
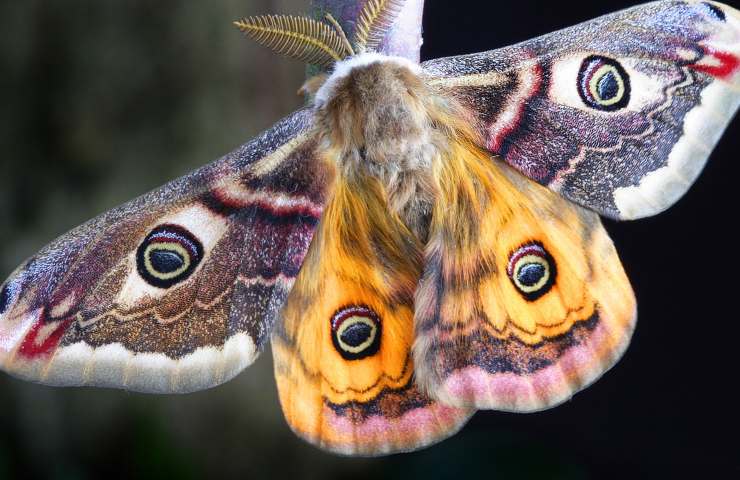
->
xmin=518 ymin=263 xmax=546 ymax=287
xmin=340 ymin=321 xmax=372 ymax=348
xmin=149 ymin=249 xmax=185 ymax=273
xmin=597 ymin=71 xmax=619 ymax=100
xmin=0 ymin=284 xmax=11 ymax=314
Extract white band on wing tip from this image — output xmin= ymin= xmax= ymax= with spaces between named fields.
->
xmin=614 ymin=79 xmax=740 ymax=219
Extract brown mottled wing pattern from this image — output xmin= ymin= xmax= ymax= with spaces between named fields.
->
xmin=423 ymin=1 xmax=740 ymax=219
xmin=0 ymin=109 xmax=334 ymax=393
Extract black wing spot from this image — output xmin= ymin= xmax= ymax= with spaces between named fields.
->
xmin=701 ymin=2 xmax=726 ymax=21
xmin=0 ymin=283 xmax=12 ymax=314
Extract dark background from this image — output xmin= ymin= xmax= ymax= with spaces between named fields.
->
xmin=1 ymin=1 xmax=738 ymax=478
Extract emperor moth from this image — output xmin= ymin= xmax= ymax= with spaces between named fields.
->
xmin=1 ymin=0 xmax=738 ymax=456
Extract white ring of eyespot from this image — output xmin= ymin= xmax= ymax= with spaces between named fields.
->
xmin=143 ymin=242 xmax=191 ymax=281
xmin=512 ymin=254 xmax=551 ymax=294
xmin=335 ymin=316 xmax=378 ymax=354
xmin=588 ymin=64 xmax=626 ymax=107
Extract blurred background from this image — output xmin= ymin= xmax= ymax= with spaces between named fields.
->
xmin=1 ymin=0 xmax=738 ymax=478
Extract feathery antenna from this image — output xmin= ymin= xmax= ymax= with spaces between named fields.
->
xmin=234 ymin=1 xmax=408 ymax=68
xmin=324 ymin=13 xmax=355 ymax=57
xmin=234 ymin=15 xmax=350 ymax=68
xmin=353 ymin=0 xmax=407 ymax=53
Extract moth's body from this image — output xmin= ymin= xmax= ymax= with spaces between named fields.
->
xmin=1 ymin=0 xmax=739 ymax=457
xmin=313 ymin=53 xmax=447 ymax=241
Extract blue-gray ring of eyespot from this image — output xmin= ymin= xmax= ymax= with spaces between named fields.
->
xmin=136 ymin=224 xmax=204 ymax=289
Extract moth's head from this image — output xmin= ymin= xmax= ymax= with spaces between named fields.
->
xmin=233 ymin=4 xmax=444 ymax=170
xmin=312 ymin=53 xmax=429 ymax=165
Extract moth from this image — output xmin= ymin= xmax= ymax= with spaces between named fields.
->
xmin=1 ymin=0 xmax=738 ymax=456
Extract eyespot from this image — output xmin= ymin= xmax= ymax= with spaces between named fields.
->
xmin=507 ymin=242 xmax=557 ymax=301
xmin=331 ymin=305 xmax=381 ymax=360
xmin=577 ymin=56 xmax=631 ymax=111
xmin=136 ymin=224 xmax=204 ymax=288
xmin=701 ymin=2 xmax=726 ymax=21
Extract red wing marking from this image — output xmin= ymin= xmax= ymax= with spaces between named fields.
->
xmin=486 ymin=61 xmax=543 ymax=153
xmin=18 ymin=312 xmax=73 ymax=359
xmin=690 ymin=48 xmax=739 ymax=80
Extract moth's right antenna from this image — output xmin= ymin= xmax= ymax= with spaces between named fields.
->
xmin=353 ymin=0 xmax=407 ymax=53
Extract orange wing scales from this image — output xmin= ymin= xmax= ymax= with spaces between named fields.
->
xmin=273 ymin=173 xmax=472 ymax=456
xmin=413 ymin=140 xmax=637 ymax=412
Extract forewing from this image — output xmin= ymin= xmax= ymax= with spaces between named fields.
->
xmin=0 ymin=109 xmax=335 ymax=393
xmin=423 ymin=1 xmax=740 ymax=219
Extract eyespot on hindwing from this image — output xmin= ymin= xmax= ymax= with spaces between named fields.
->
xmin=330 ymin=305 xmax=382 ymax=360
xmin=507 ymin=242 xmax=557 ymax=301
